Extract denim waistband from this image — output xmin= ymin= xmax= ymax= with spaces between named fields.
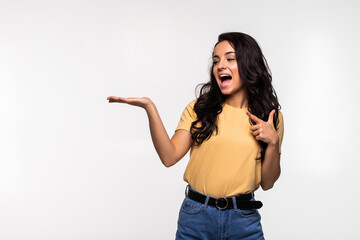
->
xmin=185 ymin=185 xmax=256 ymax=210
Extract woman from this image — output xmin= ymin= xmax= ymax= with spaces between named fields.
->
xmin=107 ymin=32 xmax=284 ymax=240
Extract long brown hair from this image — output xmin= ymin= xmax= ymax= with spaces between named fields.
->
xmin=191 ymin=32 xmax=281 ymax=161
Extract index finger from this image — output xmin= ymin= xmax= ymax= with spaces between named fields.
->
xmin=246 ymin=111 xmax=262 ymax=124
xmin=107 ymin=96 xmax=125 ymax=102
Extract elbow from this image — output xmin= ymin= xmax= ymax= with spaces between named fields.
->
xmin=261 ymin=176 xmax=279 ymax=191
xmin=163 ymin=161 xmax=174 ymax=168
xmin=261 ymin=178 xmax=277 ymax=191
xmin=261 ymin=183 xmax=274 ymax=191
xmin=261 ymin=169 xmax=281 ymax=191
xmin=161 ymin=157 xmax=177 ymax=168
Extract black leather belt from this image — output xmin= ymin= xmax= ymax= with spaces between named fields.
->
xmin=187 ymin=186 xmax=263 ymax=210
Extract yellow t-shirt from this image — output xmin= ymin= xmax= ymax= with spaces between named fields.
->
xmin=175 ymin=99 xmax=284 ymax=198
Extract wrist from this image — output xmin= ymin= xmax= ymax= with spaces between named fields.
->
xmin=144 ymin=99 xmax=155 ymax=112
xmin=268 ymin=135 xmax=279 ymax=147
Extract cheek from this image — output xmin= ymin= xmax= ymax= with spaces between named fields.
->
xmin=231 ymin=67 xmax=241 ymax=82
xmin=213 ymin=70 xmax=219 ymax=82
xmin=230 ymin=65 xmax=239 ymax=74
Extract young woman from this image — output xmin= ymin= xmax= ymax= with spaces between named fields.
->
xmin=107 ymin=32 xmax=284 ymax=240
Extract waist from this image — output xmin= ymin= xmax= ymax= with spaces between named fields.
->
xmin=184 ymin=169 xmax=260 ymax=197
xmin=186 ymin=185 xmax=263 ymax=210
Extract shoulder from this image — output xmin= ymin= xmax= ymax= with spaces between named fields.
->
xmin=277 ymin=109 xmax=283 ymax=120
xmin=176 ymin=99 xmax=198 ymax=129
xmin=276 ymin=109 xmax=284 ymax=128
xmin=189 ymin=98 xmax=198 ymax=107
xmin=181 ymin=98 xmax=198 ymax=120
xmin=184 ymin=98 xmax=198 ymax=110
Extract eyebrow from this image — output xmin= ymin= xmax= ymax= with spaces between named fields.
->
xmin=212 ymin=51 xmax=235 ymax=58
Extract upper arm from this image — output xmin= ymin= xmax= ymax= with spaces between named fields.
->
xmin=166 ymin=99 xmax=197 ymax=167
xmin=276 ymin=110 xmax=284 ymax=154
xmin=167 ymin=129 xmax=193 ymax=167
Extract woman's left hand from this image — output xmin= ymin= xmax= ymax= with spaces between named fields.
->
xmin=246 ymin=109 xmax=279 ymax=145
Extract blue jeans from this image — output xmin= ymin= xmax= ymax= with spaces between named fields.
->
xmin=175 ymin=186 xmax=265 ymax=240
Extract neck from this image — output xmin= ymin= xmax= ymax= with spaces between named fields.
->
xmin=224 ymin=91 xmax=248 ymax=109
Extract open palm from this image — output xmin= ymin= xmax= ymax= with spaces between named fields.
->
xmin=107 ymin=96 xmax=151 ymax=109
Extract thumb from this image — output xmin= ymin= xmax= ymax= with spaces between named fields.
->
xmin=267 ymin=109 xmax=276 ymax=123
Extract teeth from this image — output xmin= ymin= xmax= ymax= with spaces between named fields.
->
xmin=219 ymin=74 xmax=232 ymax=82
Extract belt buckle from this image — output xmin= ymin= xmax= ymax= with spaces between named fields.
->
xmin=215 ymin=197 xmax=228 ymax=210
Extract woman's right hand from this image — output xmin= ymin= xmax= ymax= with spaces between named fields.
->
xmin=107 ymin=96 xmax=152 ymax=109
xmin=107 ymin=95 xmax=192 ymax=167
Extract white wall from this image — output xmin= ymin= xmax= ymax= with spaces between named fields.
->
xmin=1 ymin=0 xmax=359 ymax=239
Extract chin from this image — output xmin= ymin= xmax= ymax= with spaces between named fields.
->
xmin=220 ymin=89 xmax=234 ymax=96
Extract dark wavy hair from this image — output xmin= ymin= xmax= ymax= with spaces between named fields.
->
xmin=190 ymin=32 xmax=281 ymax=161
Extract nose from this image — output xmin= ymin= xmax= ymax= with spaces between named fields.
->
xmin=217 ymin=59 xmax=227 ymax=70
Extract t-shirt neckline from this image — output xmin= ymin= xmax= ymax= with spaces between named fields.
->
xmin=224 ymin=103 xmax=248 ymax=111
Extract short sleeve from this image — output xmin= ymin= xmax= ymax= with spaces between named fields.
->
xmin=276 ymin=110 xmax=284 ymax=154
xmin=175 ymin=99 xmax=198 ymax=132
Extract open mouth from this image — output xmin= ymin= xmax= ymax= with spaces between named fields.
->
xmin=219 ymin=74 xmax=232 ymax=88
xmin=219 ymin=75 xmax=232 ymax=82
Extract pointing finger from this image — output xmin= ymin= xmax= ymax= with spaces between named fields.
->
xmin=246 ymin=111 xmax=262 ymax=124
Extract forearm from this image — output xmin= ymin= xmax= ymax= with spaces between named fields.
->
xmin=145 ymin=101 xmax=176 ymax=167
xmin=261 ymin=136 xmax=281 ymax=190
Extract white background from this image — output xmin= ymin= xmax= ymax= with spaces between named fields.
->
xmin=1 ymin=0 xmax=359 ymax=239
